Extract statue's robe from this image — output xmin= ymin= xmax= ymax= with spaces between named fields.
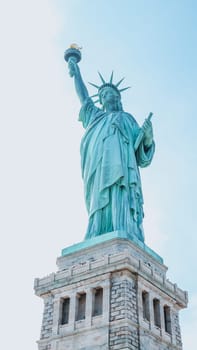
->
xmin=79 ymin=98 xmax=155 ymax=242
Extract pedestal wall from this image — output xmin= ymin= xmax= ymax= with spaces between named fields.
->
xmin=35 ymin=237 xmax=187 ymax=350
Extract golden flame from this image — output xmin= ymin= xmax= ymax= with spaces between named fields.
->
xmin=70 ymin=43 xmax=82 ymax=50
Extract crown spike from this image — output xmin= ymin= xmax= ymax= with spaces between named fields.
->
xmin=116 ymin=77 xmax=125 ymax=87
xmin=98 ymin=71 xmax=106 ymax=84
xmin=110 ymin=71 xmax=114 ymax=84
xmin=88 ymin=82 xmax=100 ymax=89
xmin=90 ymin=94 xmax=99 ymax=98
xmin=119 ymin=86 xmax=131 ymax=93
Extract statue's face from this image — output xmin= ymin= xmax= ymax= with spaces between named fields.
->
xmin=100 ymin=87 xmax=120 ymax=106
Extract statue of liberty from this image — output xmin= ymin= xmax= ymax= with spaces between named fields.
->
xmin=66 ymin=46 xmax=155 ymax=243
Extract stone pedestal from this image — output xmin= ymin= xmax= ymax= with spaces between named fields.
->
xmin=34 ymin=233 xmax=188 ymax=350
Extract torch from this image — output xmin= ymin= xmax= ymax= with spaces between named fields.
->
xmin=64 ymin=44 xmax=82 ymax=77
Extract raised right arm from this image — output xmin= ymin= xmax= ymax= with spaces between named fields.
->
xmin=68 ymin=58 xmax=89 ymax=105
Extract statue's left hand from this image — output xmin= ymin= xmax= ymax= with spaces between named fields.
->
xmin=142 ymin=118 xmax=153 ymax=147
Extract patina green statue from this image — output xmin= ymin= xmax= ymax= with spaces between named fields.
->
xmin=66 ymin=48 xmax=155 ymax=243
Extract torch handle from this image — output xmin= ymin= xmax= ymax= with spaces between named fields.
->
xmin=68 ymin=56 xmax=77 ymax=77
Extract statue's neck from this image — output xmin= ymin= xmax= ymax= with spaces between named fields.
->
xmin=104 ymin=103 xmax=119 ymax=112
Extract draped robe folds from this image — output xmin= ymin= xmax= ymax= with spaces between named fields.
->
xmin=79 ymin=98 xmax=155 ymax=242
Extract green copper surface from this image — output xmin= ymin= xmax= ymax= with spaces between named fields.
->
xmin=61 ymin=231 xmax=163 ymax=265
xmin=67 ymin=52 xmax=155 ymax=244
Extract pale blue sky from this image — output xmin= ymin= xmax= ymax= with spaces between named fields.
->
xmin=0 ymin=1 xmax=196 ymax=349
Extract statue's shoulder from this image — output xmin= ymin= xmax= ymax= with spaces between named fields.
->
xmin=82 ymin=98 xmax=102 ymax=114
xmin=79 ymin=98 xmax=105 ymax=128
xmin=123 ymin=112 xmax=138 ymax=126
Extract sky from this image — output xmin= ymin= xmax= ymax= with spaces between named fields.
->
xmin=0 ymin=1 xmax=196 ymax=349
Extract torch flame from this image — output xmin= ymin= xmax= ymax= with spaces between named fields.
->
xmin=70 ymin=43 xmax=82 ymax=50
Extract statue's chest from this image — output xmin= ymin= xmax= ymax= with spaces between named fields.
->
xmin=105 ymin=113 xmax=129 ymax=139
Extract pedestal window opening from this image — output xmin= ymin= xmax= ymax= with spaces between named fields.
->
xmin=142 ymin=291 xmax=150 ymax=321
xmin=76 ymin=292 xmax=86 ymax=321
xmin=153 ymin=298 xmax=161 ymax=328
xmin=164 ymin=305 xmax=172 ymax=334
xmin=61 ymin=297 xmax=70 ymax=325
xmin=92 ymin=287 xmax=103 ymax=316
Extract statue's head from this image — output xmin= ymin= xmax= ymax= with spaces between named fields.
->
xmin=89 ymin=72 xmax=130 ymax=111
xmin=99 ymin=85 xmax=121 ymax=110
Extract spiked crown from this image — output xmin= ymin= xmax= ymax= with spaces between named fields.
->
xmin=89 ymin=72 xmax=130 ymax=104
